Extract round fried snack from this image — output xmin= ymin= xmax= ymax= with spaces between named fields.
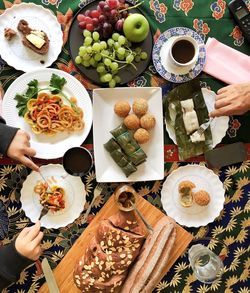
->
xmin=124 ymin=114 xmax=140 ymax=130
xmin=178 ymin=180 xmax=196 ymax=207
xmin=114 ymin=100 xmax=131 ymax=117
xmin=140 ymin=113 xmax=156 ymax=130
xmin=134 ymin=128 xmax=150 ymax=144
xmin=193 ymin=190 xmax=210 ymax=206
xmin=132 ymin=98 xmax=148 ymax=116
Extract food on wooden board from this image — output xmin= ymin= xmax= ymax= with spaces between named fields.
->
xmin=114 ymin=184 xmax=137 ymax=212
xmin=73 ymin=211 xmax=146 ymax=292
xmin=17 ymin=19 xmax=50 ymax=55
xmin=120 ymin=217 xmax=176 ymax=293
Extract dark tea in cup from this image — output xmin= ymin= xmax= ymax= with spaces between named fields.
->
xmin=63 ymin=147 xmax=93 ymax=176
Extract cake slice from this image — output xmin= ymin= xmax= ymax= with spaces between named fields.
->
xmin=17 ymin=19 xmax=49 ymax=55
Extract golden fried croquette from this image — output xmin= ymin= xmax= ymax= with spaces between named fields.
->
xmin=193 ymin=190 xmax=210 ymax=206
xmin=134 ymin=128 xmax=150 ymax=144
xmin=124 ymin=114 xmax=140 ymax=130
xmin=178 ymin=180 xmax=195 ymax=207
xmin=114 ymin=100 xmax=131 ymax=117
xmin=140 ymin=113 xmax=156 ymax=130
xmin=132 ymin=98 xmax=148 ymax=116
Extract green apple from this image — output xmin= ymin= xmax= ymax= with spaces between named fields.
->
xmin=123 ymin=13 xmax=150 ymax=43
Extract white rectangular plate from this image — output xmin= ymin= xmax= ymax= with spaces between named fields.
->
xmin=93 ymin=87 xmax=164 ymax=182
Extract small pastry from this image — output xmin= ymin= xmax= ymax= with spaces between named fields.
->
xmin=193 ymin=190 xmax=210 ymax=206
xmin=124 ymin=114 xmax=140 ymax=130
xmin=132 ymin=98 xmax=148 ymax=116
xmin=4 ymin=28 xmax=17 ymax=40
xmin=134 ymin=128 xmax=150 ymax=144
xmin=114 ymin=100 xmax=131 ymax=117
xmin=178 ymin=180 xmax=195 ymax=207
xmin=140 ymin=113 xmax=156 ymax=130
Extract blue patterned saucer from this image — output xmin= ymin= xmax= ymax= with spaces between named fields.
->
xmin=152 ymin=27 xmax=206 ymax=83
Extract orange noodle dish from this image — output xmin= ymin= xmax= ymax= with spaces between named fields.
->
xmin=34 ymin=181 xmax=65 ymax=212
xmin=24 ymin=92 xmax=84 ymax=135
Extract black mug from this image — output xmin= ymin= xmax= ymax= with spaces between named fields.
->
xmin=62 ymin=147 xmax=93 ymax=177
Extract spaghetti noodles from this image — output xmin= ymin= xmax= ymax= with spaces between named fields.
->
xmin=34 ymin=181 xmax=65 ymax=212
xmin=24 ymin=92 xmax=84 ymax=135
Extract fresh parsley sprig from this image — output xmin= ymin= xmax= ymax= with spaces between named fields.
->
xmin=14 ymin=74 xmax=77 ymax=117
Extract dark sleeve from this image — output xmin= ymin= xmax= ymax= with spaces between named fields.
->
xmin=0 ymin=240 xmax=33 ymax=290
xmin=0 ymin=116 xmax=19 ymax=155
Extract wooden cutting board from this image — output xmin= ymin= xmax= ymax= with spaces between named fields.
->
xmin=39 ymin=194 xmax=193 ymax=293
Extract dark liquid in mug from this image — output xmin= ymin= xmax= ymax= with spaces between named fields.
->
xmin=63 ymin=148 xmax=92 ymax=175
xmin=171 ymin=40 xmax=195 ymax=64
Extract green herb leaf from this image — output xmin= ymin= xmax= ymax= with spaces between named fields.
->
xmin=26 ymin=79 xmax=38 ymax=99
xmin=49 ymin=74 xmax=67 ymax=94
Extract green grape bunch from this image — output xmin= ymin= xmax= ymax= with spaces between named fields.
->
xmin=75 ymin=29 xmax=148 ymax=88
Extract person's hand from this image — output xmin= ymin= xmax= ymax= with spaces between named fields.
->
xmin=7 ymin=129 xmax=39 ymax=171
xmin=15 ymin=221 xmax=43 ymax=261
xmin=210 ymin=82 xmax=250 ymax=117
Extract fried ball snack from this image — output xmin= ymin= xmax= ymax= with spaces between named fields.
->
xmin=132 ymin=98 xmax=148 ymax=116
xmin=140 ymin=113 xmax=156 ymax=130
xmin=178 ymin=180 xmax=195 ymax=207
xmin=124 ymin=114 xmax=140 ymax=130
xmin=114 ymin=100 xmax=131 ymax=117
xmin=134 ymin=128 xmax=150 ymax=144
xmin=193 ymin=190 xmax=210 ymax=206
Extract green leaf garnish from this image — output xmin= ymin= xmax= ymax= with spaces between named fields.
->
xmin=49 ymin=74 xmax=67 ymax=94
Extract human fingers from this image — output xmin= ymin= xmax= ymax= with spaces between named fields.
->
xmin=214 ymin=98 xmax=230 ymax=109
xmin=215 ymin=93 xmax=228 ymax=101
xmin=210 ymin=105 xmax=233 ymax=117
xmin=26 ymin=221 xmax=41 ymax=241
xmin=217 ymin=85 xmax=231 ymax=95
xmin=32 ymin=231 xmax=44 ymax=247
xmin=19 ymin=155 xmax=39 ymax=172
xmin=18 ymin=225 xmax=34 ymax=238
xmin=24 ymin=146 xmax=36 ymax=157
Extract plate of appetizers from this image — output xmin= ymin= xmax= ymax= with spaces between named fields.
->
xmin=164 ymin=80 xmax=229 ymax=160
xmin=0 ymin=3 xmax=63 ymax=72
xmin=161 ymin=164 xmax=225 ymax=227
xmin=93 ymin=87 xmax=164 ymax=182
xmin=21 ymin=164 xmax=86 ymax=228
xmin=2 ymin=68 xmax=93 ymax=159
xmin=68 ymin=0 xmax=153 ymax=87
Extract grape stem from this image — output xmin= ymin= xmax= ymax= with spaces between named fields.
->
xmin=101 ymin=53 xmax=137 ymax=70
xmin=119 ymin=1 xmax=144 ymax=13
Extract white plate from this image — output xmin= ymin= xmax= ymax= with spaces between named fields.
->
xmin=21 ymin=164 xmax=86 ymax=228
xmin=0 ymin=3 xmax=63 ymax=72
xmin=93 ymin=87 xmax=164 ymax=182
xmin=2 ymin=68 xmax=93 ymax=159
xmin=165 ymin=88 xmax=229 ymax=148
xmin=161 ymin=165 xmax=225 ymax=227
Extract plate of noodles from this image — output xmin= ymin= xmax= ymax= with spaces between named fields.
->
xmin=2 ymin=68 xmax=92 ymax=159
xmin=21 ymin=164 xmax=86 ymax=228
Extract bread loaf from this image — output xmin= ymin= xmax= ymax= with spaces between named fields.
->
xmin=73 ymin=211 xmax=146 ymax=292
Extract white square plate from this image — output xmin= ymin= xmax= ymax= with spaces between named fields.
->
xmin=93 ymin=87 xmax=164 ymax=182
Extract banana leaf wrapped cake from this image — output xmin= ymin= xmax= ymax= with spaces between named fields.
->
xmin=104 ymin=124 xmax=147 ymax=177
xmin=165 ymin=79 xmax=213 ymax=160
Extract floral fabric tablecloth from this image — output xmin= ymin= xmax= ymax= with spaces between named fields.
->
xmin=0 ymin=0 xmax=250 ymax=293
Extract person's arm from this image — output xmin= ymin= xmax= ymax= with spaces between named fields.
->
xmin=210 ymin=82 xmax=250 ymax=117
xmin=0 ymin=222 xmax=43 ymax=290
xmin=0 ymin=117 xmax=39 ymax=171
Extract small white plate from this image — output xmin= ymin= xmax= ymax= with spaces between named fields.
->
xmin=21 ymin=164 xmax=86 ymax=228
xmin=0 ymin=3 xmax=63 ymax=72
xmin=165 ymin=88 xmax=229 ymax=148
xmin=153 ymin=27 xmax=206 ymax=83
xmin=93 ymin=87 xmax=164 ymax=182
xmin=2 ymin=68 xmax=93 ymax=159
xmin=161 ymin=165 xmax=225 ymax=227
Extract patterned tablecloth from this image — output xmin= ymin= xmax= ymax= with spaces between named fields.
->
xmin=0 ymin=0 xmax=250 ymax=292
